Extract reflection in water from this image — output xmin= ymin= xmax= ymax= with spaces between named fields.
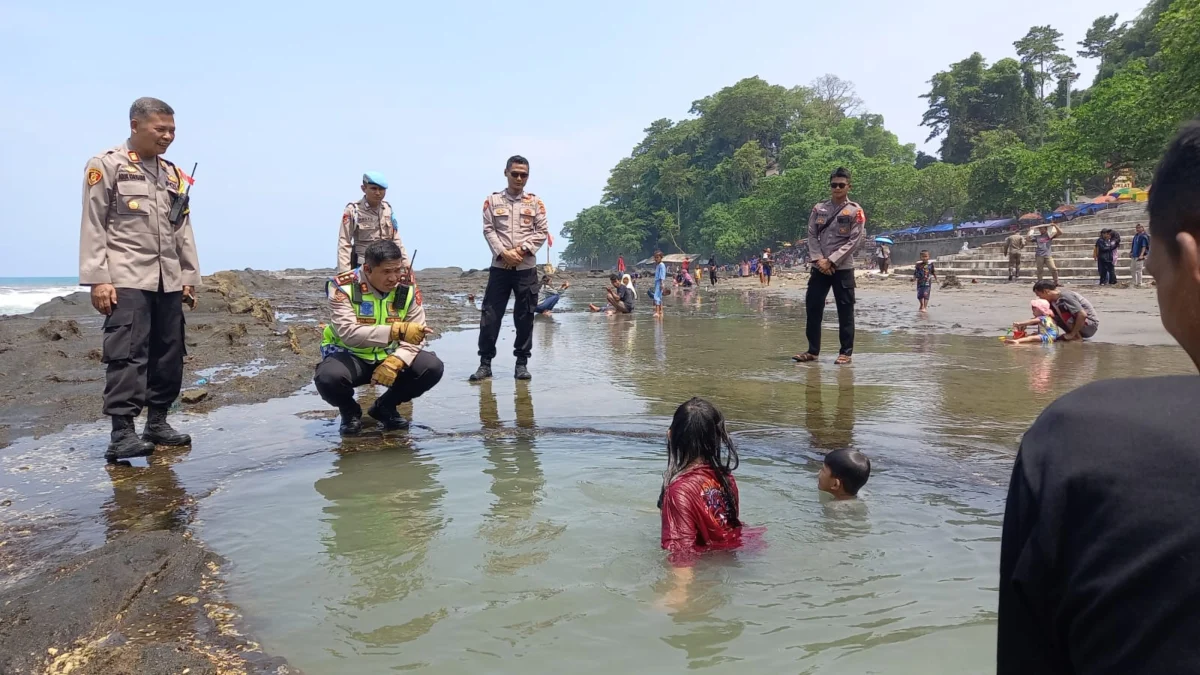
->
xmin=312 ymin=442 xmax=447 ymax=646
xmin=821 ymin=495 xmax=872 ymax=538
xmin=804 ymin=366 xmax=856 ymax=451
xmin=659 ymin=561 xmax=743 ymax=668
xmin=477 ymin=382 xmax=561 ymax=575
xmin=103 ymin=448 xmax=193 ymax=538
xmin=654 ymin=318 xmax=666 ymax=364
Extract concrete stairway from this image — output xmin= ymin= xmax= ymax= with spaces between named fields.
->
xmin=893 ymin=203 xmax=1149 ymax=284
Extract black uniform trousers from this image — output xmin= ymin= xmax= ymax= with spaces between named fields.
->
xmin=314 ymin=350 xmax=444 ymax=412
xmin=478 ymin=267 xmax=538 ymax=362
xmin=101 ymin=287 xmax=186 ymax=417
xmin=805 ymin=268 xmax=856 ymax=357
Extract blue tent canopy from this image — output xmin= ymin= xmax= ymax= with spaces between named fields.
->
xmin=957 ymin=220 xmax=988 ymax=230
xmin=959 ymin=217 xmax=1016 ymax=230
xmin=892 ymin=226 xmax=922 ymax=236
xmin=918 ymin=223 xmax=955 ymax=234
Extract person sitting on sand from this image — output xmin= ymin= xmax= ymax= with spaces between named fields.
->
xmin=1006 ymin=298 xmax=1064 ymax=345
xmin=534 ymin=275 xmax=569 ymax=316
xmin=1033 ymin=281 xmax=1099 ymax=341
xmin=818 ymin=449 xmax=871 ymax=500
xmin=589 ymin=274 xmax=636 ymax=314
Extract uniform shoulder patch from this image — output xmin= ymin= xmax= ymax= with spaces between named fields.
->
xmin=483 ymin=199 xmax=490 ymax=212
xmin=342 ymin=212 xmax=350 ymax=226
xmin=86 ymin=167 xmax=103 ymax=186
xmin=415 ymin=288 xmax=423 ymax=305
xmin=334 ymin=271 xmax=356 ymax=286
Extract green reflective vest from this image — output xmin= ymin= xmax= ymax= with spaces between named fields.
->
xmin=320 ymin=269 xmax=415 ymax=363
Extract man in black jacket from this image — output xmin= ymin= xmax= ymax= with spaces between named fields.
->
xmin=998 ymin=119 xmax=1200 ymax=673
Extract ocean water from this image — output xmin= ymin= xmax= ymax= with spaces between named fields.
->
xmin=0 ymin=277 xmax=84 ymax=316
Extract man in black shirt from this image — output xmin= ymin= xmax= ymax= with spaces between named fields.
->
xmin=998 ymin=119 xmax=1200 ymax=673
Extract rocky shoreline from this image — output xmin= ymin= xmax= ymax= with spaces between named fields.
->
xmin=0 ymin=265 xmax=615 ymax=675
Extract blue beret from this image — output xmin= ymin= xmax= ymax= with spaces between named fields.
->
xmin=362 ymin=172 xmax=388 ymax=189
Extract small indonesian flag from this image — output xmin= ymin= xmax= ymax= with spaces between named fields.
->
xmin=547 ymin=232 xmax=554 ymax=247
xmin=178 ymin=169 xmax=195 ymax=186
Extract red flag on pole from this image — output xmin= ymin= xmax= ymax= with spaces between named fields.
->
xmin=547 ymin=232 xmax=554 ymax=247
xmin=178 ymin=169 xmax=195 ymax=186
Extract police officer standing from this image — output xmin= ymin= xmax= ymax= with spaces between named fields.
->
xmin=315 ymin=240 xmax=444 ymax=435
xmin=794 ymin=167 xmax=866 ymax=365
xmin=79 ymin=97 xmax=200 ymax=461
xmin=469 ymin=155 xmax=549 ymax=382
xmin=337 ymin=172 xmax=408 ymax=273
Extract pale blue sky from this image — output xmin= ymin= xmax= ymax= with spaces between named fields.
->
xmin=0 ymin=0 xmax=1126 ymax=276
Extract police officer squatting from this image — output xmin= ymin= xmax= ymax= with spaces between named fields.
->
xmin=470 ymin=155 xmax=550 ymax=383
xmin=79 ymin=96 xmax=201 ymax=461
xmin=315 ymin=240 xmax=445 ymax=436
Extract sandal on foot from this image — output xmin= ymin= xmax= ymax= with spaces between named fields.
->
xmin=792 ymin=353 xmax=818 ymax=363
xmin=835 ymin=354 xmax=853 ymax=365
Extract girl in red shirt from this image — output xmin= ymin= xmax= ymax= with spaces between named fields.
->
xmin=657 ymin=398 xmax=746 ymax=607
xmin=657 ymin=399 xmax=745 ymax=598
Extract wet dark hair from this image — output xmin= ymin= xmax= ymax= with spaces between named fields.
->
xmin=654 ymin=249 xmax=664 ymax=257
xmin=830 ymin=166 xmax=851 ymax=182
xmin=609 ymin=273 xmax=620 ymax=282
xmin=658 ymin=398 xmax=740 ymax=525
xmin=506 ymin=155 xmax=529 ymax=172
xmin=364 ymin=240 xmax=404 ymax=268
xmin=1148 ymin=119 xmax=1200 ymax=258
xmin=824 ymin=449 xmax=871 ymax=496
xmin=920 ymin=249 xmax=930 ymax=255
xmin=1032 ymin=281 xmax=1058 ymax=293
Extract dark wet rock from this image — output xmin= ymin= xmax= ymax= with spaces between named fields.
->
xmin=181 ymin=388 xmax=209 ymax=404
xmin=0 ymin=531 xmax=295 ymax=675
xmin=36 ymin=319 xmax=82 ymax=342
xmin=30 ymin=292 xmax=93 ymax=318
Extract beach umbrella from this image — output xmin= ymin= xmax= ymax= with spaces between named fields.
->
xmin=874 ymin=236 xmax=894 ymax=245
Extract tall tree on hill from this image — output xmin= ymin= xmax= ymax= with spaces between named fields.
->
xmin=1014 ymin=25 xmax=1065 ymax=102
xmin=655 ymin=153 xmax=699 ymax=251
xmin=1077 ymin=14 xmax=1125 ymax=70
xmin=921 ymin=54 xmax=1034 ymax=164
xmin=808 ymin=74 xmax=864 ymax=130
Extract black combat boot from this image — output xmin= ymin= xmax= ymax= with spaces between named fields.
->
xmin=469 ymin=359 xmax=493 ymax=383
xmin=339 ymin=402 xmax=363 ymax=436
xmin=142 ymin=407 xmax=192 ymax=446
xmin=514 ymin=360 xmax=532 ymax=381
xmin=367 ymin=401 xmax=410 ymax=432
xmin=106 ymin=415 xmax=156 ymax=462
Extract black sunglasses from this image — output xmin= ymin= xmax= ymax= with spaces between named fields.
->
xmin=510 ymin=171 xmax=529 ymax=179
xmin=830 ymin=182 xmax=848 ymax=188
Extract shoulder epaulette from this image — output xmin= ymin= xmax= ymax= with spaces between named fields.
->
xmin=334 ymin=270 xmax=357 ymax=286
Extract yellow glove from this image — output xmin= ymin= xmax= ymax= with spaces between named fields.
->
xmin=371 ymin=355 xmax=406 ymax=387
xmin=389 ymin=321 xmax=426 ymax=345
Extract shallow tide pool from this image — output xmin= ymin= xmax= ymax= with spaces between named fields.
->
xmin=3 ymin=292 xmax=1191 ymax=673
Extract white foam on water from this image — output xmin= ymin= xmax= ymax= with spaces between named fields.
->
xmin=0 ymin=285 xmax=87 ymax=316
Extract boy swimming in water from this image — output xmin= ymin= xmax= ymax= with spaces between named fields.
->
xmin=818 ymin=449 xmax=871 ymax=500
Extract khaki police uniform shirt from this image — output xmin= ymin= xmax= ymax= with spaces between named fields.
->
xmin=327 ymin=275 xmax=427 ymax=367
xmin=79 ymin=141 xmax=201 ymax=292
xmin=482 ymin=190 xmax=548 ymax=271
xmin=1004 ymin=234 xmax=1027 ymax=256
xmin=337 ymin=198 xmax=407 ymax=273
xmin=807 ymin=199 xmax=866 ymax=271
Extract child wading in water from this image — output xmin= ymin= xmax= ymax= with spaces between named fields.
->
xmin=818 ymin=448 xmax=871 ymax=500
xmin=657 ymin=398 xmax=744 ymax=606
xmin=651 ymin=250 xmax=667 ymax=319
xmin=913 ymin=250 xmax=937 ymax=311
